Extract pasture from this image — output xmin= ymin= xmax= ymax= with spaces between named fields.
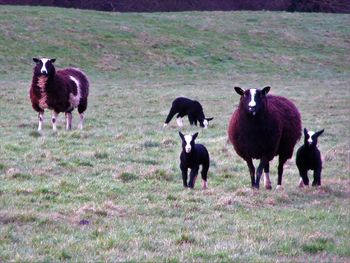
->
xmin=0 ymin=5 xmax=349 ymax=262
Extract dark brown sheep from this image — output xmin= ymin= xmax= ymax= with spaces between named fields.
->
xmin=228 ymin=86 xmax=301 ymax=189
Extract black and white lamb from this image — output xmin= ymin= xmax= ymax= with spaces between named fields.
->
xmin=164 ymin=97 xmax=213 ymax=128
xmin=179 ymin=132 xmax=210 ymax=189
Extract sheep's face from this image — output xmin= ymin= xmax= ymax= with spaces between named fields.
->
xmin=33 ymin=58 xmax=56 ymax=76
xmin=179 ymin=132 xmax=198 ymax=154
xmin=235 ymin=86 xmax=270 ymax=116
xmin=304 ymin=128 xmax=324 ymax=147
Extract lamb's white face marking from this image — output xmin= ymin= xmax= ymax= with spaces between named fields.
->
xmin=184 ymin=135 xmax=192 ymax=153
xmin=307 ymin=131 xmax=315 ymax=145
xmin=203 ymin=119 xmax=209 ymax=129
xmin=69 ymin=76 xmax=81 ymax=108
xmin=40 ymin=58 xmax=49 ymax=74
xmin=176 ymin=117 xmax=183 ymax=127
xmin=248 ymin=89 xmax=257 ymax=107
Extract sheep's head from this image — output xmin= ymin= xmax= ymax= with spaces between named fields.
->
xmin=33 ymin=57 xmax=56 ymax=76
xmin=234 ymin=86 xmax=270 ymax=116
xmin=179 ymin=131 xmax=198 ymax=153
xmin=304 ymin=128 xmax=324 ymax=147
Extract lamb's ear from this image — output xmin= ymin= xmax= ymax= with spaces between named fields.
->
xmin=50 ymin=58 xmax=56 ymax=63
xmin=262 ymin=86 xmax=271 ymax=95
xmin=33 ymin=58 xmax=40 ymax=63
xmin=316 ymin=129 xmax=324 ymax=137
xmin=304 ymin=128 xmax=308 ymax=136
xmin=206 ymin=117 xmax=214 ymax=121
xmin=234 ymin=87 xmax=244 ymax=96
xmin=192 ymin=132 xmax=199 ymax=141
xmin=179 ymin=131 xmax=185 ymax=140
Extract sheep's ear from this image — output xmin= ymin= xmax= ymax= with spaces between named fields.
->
xmin=304 ymin=128 xmax=308 ymax=136
xmin=234 ymin=87 xmax=244 ymax=96
xmin=33 ymin=58 xmax=40 ymax=63
xmin=50 ymin=58 xmax=56 ymax=63
xmin=192 ymin=132 xmax=199 ymax=141
xmin=262 ymin=86 xmax=271 ymax=95
xmin=179 ymin=131 xmax=184 ymax=140
xmin=206 ymin=117 xmax=214 ymax=121
xmin=316 ymin=129 xmax=324 ymax=137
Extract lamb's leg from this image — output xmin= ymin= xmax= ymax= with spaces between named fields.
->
xmin=256 ymin=158 xmax=269 ymax=189
xmin=298 ymin=169 xmax=309 ymax=187
xmin=312 ymin=168 xmax=321 ymax=186
xmin=51 ymin=111 xmax=58 ymax=132
xmin=164 ymin=106 xmax=177 ymax=127
xmin=264 ymin=163 xmax=272 ymax=190
xmin=245 ymin=158 xmax=255 ymax=188
xmin=201 ymin=164 xmax=209 ymax=189
xmin=78 ymin=113 xmax=84 ymax=130
xmin=180 ymin=164 xmax=188 ymax=188
xmin=38 ymin=111 xmax=44 ymax=131
xmin=65 ymin=112 xmax=72 ymax=130
xmin=188 ymin=166 xmax=199 ymax=189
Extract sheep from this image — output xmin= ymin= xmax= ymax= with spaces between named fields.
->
xmin=228 ymin=86 xmax=302 ymax=189
xmin=296 ymin=128 xmax=324 ymax=187
xmin=179 ymin=131 xmax=210 ymax=189
xmin=164 ymin=97 xmax=213 ymax=128
xmin=29 ymin=58 xmax=89 ymax=132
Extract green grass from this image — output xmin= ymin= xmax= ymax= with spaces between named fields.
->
xmin=0 ymin=5 xmax=349 ymax=262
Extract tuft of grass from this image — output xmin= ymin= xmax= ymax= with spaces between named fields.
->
xmin=302 ymin=237 xmax=336 ymax=254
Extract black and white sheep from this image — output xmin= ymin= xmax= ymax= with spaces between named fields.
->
xmin=296 ymin=128 xmax=324 ymax=187
xmin=179 ymin=132 xmax=210 ymax=189
xmin=228 ymin=86 xmax=302 ymax=189
xmin=164 ymin=97 xmax=213 ymax=128
xmin=29 ymin=58 xmax=89 ymax=131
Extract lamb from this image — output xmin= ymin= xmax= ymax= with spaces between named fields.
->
xmin=29 ymin=58 xmax=89 ymax=132
xmin=228 ymin=86 xmax=302 ymax=189
xmin=179 ymin=132 xmax=210 ymax=189
xmin=164 ymin=97 xmax=213 ymax=128
xmin=296 ymin=128 xmax=324 ymax=187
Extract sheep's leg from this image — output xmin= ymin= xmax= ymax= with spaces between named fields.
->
xmin=264 ymin=163 xmax=272 ymax=190
xmin=245 ymin=158 xmax=255 ymax=188
xmin=51 ymin=111 xmax=58 ymax=132
xmin=201 ymin=164 xmax=209 ymax=189
xmin=188 ymin=166 xmax=199 ymax=189
xmin=256 ymin=159 xmax=269 ymax=189
xmin=78 ymin=113 xmax=84 ymax=130
xmin=312 ymin=168 xmax=321 ymax=186
xmin=176 ymin=117 xmax=184 ymax=127
xmin=276 ymin=157 xmax=287 ymax=190
xmin=38 ymin=111 xmax=44 ymax=131
xmin=65 ymin=112 xmax=72 ymax=130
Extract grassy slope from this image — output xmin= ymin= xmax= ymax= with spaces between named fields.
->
xmin=0 ymin=5 xmax=349 ymax=262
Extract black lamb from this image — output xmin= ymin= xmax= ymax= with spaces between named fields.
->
xmin=296 ymin=128 xmax=324 ymax=187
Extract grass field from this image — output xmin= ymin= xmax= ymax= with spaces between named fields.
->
xmin=0 ymin=5 xmax=349 ymax=262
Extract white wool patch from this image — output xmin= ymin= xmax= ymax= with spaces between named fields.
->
xmin=69 ymin=76 xmax=81 ymax=108
xmin=184 ymin=134 xmax=192 ymax=153
xmin=40 ymin=58 xmax=49 ymax=74
xmin=307 ymin=131 xmax=315 ymax=144
xmin=248 ymin=89 xmax=257 ymax=107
